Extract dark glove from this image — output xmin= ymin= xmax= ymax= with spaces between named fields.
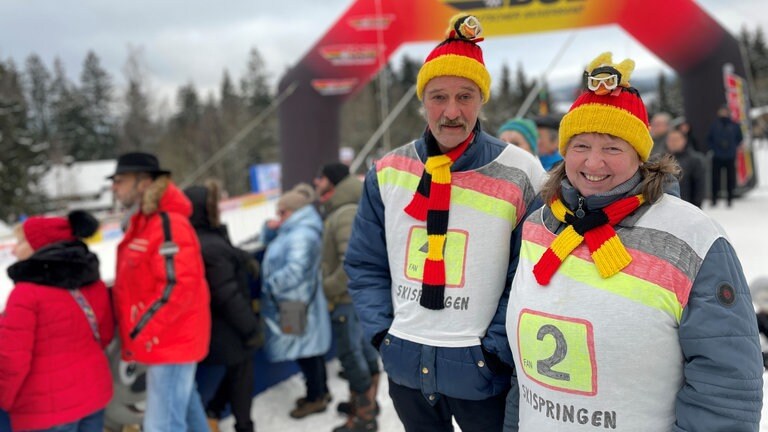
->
xmin=245 ymin=329 xmax=264 ymax=349
xmin=481 ymin=345 xmax=514 ymax=376
xmin=372 ymin=329 xmax=389 ymax=350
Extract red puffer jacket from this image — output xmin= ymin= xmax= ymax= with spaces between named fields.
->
xmin=0 ymin=245 xmax=114 ymax=431
xmin=113 ymin=178 xmax=211 ymax=363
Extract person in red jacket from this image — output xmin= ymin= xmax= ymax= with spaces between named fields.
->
xmin=0 ymin=210 xmax=114 ymax=432
xmin=109 ymin=152 xmax=211 ymax=432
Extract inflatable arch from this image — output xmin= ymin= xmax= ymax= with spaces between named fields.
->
xmin=278 ymin=0 xmax=751 ymax=188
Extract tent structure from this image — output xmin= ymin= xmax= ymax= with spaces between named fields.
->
xmin=277 ymin=0 xmax=755 ymax=189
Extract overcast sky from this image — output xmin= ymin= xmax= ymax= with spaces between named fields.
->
xmin=1 ymin=0 xmax=767 ymax=115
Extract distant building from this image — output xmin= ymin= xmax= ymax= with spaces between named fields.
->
xmin=37 ymin=159 xmax=117 ymax=213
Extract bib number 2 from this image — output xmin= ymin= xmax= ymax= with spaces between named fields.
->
xmin=536 ymin=324 xmax=570 ymax=381
xmin=517 ymin=309 xmax=597 ymax=395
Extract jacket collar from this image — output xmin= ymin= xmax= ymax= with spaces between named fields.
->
xmin=7 ymin=241 xmax=100 ymax=289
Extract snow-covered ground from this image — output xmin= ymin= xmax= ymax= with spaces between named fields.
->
xmin=217 ymin=143 xmax=768 ymax=432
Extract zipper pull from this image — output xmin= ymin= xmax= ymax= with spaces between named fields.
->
xmin=575 ymin=196 xmax=586 ymax=218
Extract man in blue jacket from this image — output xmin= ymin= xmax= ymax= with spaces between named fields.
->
xmin=344 ymin=15 xmax=545 ymax=432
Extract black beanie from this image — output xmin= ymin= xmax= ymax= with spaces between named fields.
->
xmin=321 ymin=162 xmax=350 ymax=186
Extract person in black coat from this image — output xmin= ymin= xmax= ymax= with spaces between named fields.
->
xmin=666 ymin=129 xmax=706 ymax=208
xmin=185 ymin=181 xmax=260 ymax=432
xmin=707 ymin=106 xmax=743 ymax=207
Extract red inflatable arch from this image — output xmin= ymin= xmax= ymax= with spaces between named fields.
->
xmin=278 ymin=0 xmax=750 ymax=188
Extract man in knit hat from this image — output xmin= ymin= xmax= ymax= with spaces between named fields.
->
xmin=506 ymin=52 xmax=761 ymax=431
xmin=109 ymin=152 xmax=211 ymax=431
xmin=497 ymin=118 xmax=540 ymax=156
xmin=345 ymin=14 xmax=545 ymax=431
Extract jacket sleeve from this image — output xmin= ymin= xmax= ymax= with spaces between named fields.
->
xmin=97 ymin=282 xmax=115 ymax=349
xmin=345 ymin=166 xmax=394 ymax=346
xmin=482 ymin=194 xmax=543 ymax=369
xmin=260 ymin=221 xmax=278 ymax=246
xmin=265 ymin=228 xmax=319 ymax=302
xmin=205 ymin=247 xmax=258 ymax=338
xmin=707 ymin=124 xmax=717 ymax=152
xmin=674 ymin=237 xmax=763 ymax=431
xmin=135 ymin=214 xmax=207 ymax=341
xmin=323 ymin=205 xmax=357 ymax=301
xmin=0 ymin=286 xmax=36 ymax=410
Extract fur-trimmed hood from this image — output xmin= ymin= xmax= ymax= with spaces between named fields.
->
xmin=7 ymin=240 xmax=100 ymax=289
xmin=141 ymin=175 xmax=192 ymax=218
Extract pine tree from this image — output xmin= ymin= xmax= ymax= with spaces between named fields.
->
xmin=0 ymin=60 xmax=47 ymax=221
xmin=499 ymin=62 xmax=512 ymax=102
xmin=156 ymin=82 xmax=205 ymax=180
xmin=75 ymin=51 xmax=118 ymax=160
xmin=120 ymin=47 xmax=155 ymax=153
xmin=398 ymin=55 xmax=419 ymax=89
xmin=514 ymin=62 xmax=535 ymax=104
xmin=220 ymin=69 xmax=242 ymax=124
xmin=49 ymin=58 xmax=87 ymax=163
xmin=651 ymin=72 xmax=683 ymax=117
xmin=24 ymin=54 xmax=52 ymax=147
xmin=240 ymin=47 xmax=271 ymax=111
xmin=752 ymin=27 xmax=768 ymax=78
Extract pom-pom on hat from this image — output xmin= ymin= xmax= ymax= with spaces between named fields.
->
xmin=497 ymin=118 xmax=539 ymax=154
xmin=559 ymin=52 xmax=653 ymax=161
xmin=23 ymin=210 xmax=99 ymax=251
xmin=416 ymin=14 xmax=491 ymax=103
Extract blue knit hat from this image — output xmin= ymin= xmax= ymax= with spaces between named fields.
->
xmin=497 ymin=118 xmax=539 ymax=154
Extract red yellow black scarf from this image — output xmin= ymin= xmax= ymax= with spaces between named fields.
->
xmin=533 ymin=194 xmax=645 ymax=285
xmin=404 ymin=131 xmax=474 ymax=310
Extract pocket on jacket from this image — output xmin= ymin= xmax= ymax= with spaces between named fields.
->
xmin=379 ymin=333 xmax=420 ymax=388
xmin=434 ymin=345 xmax=507 ymax=399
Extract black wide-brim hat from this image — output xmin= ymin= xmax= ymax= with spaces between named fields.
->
xmin=107 ymin=152 xmax=171 ymax=179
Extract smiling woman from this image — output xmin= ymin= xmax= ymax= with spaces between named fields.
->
xmin=506 ymin=52 xmax=763 ymax=432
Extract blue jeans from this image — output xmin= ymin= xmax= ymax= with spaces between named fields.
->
xmin=32 ymin=409 xmax=103 ymax=432
xmin=144 ymin=363 xmax=209 ymax=432
xmin=332 ymin=303 xmax=380 ymax=393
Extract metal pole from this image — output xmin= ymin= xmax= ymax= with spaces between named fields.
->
xmin=374 ymin=0 xmax=391 ymax=152
xmin=515 ymin=32 xmax=577 ymax=118
xmin=350 ymin=84 xmax=417 ymax=174
xmin=180 ymin=82 xmax=298 ymax=188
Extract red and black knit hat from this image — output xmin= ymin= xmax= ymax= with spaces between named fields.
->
xmin=416 ymin=14 xmax=491 ymax=103
xmin=559 ymin=52 xmax=653 ymax=161
xmin=22 ymin=210 xmax=99 ymax=250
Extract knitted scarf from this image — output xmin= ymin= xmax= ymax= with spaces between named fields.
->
xmin=404 ymin=131 xmax=474 ymax=310
xmin=533 ymin=194 xmax=645 ymax=285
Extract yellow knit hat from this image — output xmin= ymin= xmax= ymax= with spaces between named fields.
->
xmin=559 ymin=52 xmax=653 ymax=161
xmin=416 ymin=15 xmax=491 ymax=103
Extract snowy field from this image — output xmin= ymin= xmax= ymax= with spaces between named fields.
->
xmin=217 ymin=143 xmax=768 ymax=432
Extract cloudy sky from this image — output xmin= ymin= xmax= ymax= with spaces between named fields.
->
xmin=1 ymin=0 xmax=767 ymax=114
